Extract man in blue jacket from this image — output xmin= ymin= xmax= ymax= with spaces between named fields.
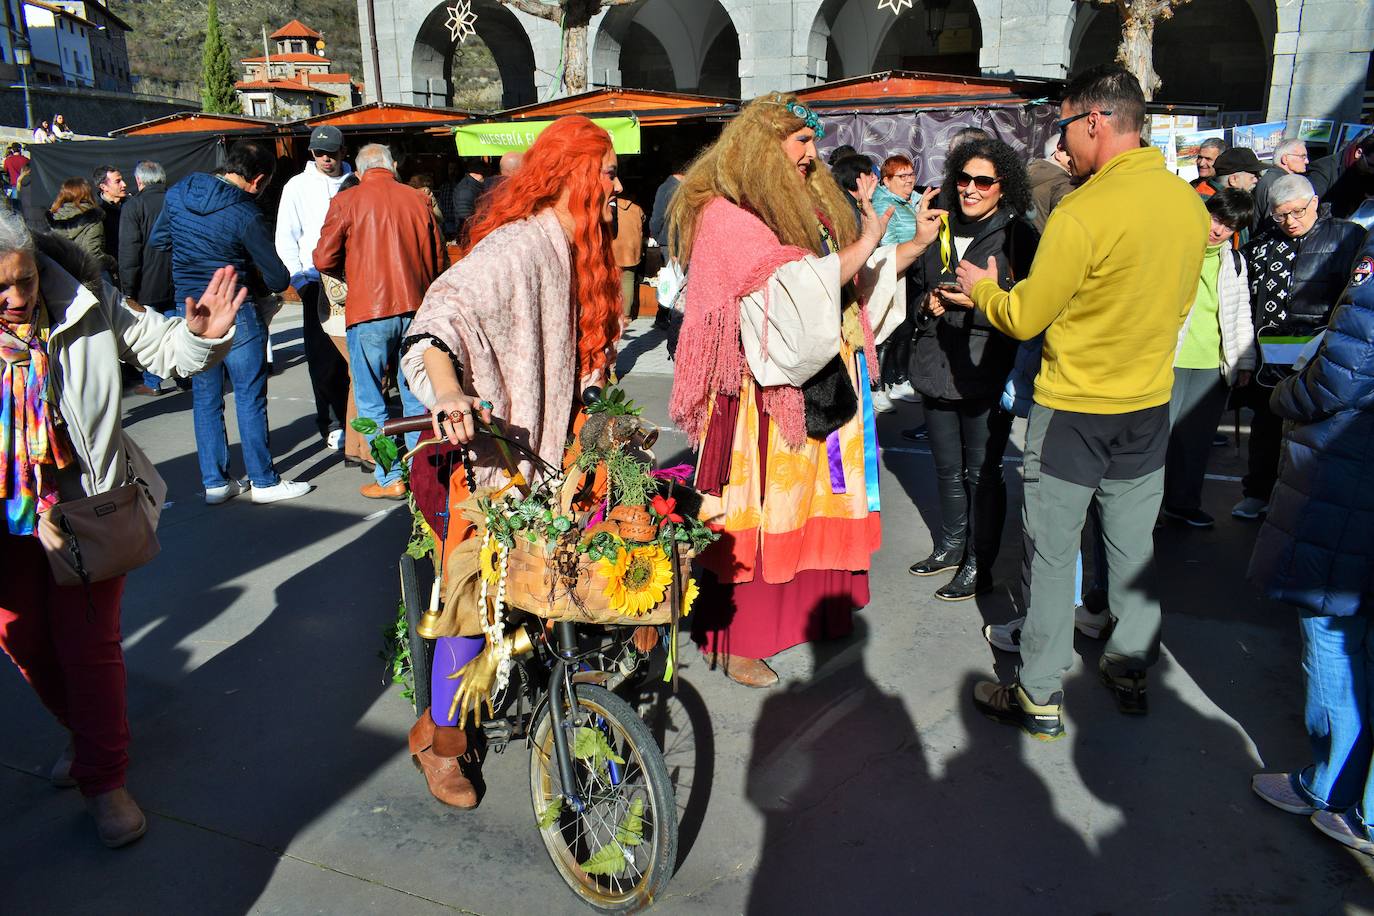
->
xmin=151 ymin=139 xmax=311 ymax=505
xmin=1248 ymin=229 xmax=1374 ymax=860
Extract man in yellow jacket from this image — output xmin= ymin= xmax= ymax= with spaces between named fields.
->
xmin=956 ymin=64 xmax=1209 ymax=738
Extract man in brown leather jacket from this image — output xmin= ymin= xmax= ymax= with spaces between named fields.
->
xmin=314 ymin=142 xmax=449 ymax=499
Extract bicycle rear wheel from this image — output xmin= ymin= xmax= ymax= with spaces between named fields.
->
xmin=529 ymin=684 xmax=678 ymax=912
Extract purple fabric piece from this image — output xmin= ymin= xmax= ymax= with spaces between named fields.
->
xmin=429 ymin=635 xmax=486 ymax=726
xmin=826 ymin=428 xmax=847 ymax=494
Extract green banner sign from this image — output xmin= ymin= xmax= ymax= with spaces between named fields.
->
xmin=454 ymin=116 xmax=641 ymax=156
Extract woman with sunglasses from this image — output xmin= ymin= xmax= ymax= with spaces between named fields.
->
xmin=907 ymin=137 xmax=1038 ymax=601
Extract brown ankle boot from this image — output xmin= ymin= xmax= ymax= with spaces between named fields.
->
xmin=86 ymin=787 xmax=148 ymax=848
xmin=408 ymin=710 xmax=479 ymax=809
xmin=722 ymin=655 xmax=779 ymax=688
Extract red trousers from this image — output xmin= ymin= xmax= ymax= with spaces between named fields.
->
xmin=0 ymin=532 xmax=128 ymax=796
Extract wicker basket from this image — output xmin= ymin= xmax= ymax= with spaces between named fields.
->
xmin=500 ymin=537 xmax=691 ymax=627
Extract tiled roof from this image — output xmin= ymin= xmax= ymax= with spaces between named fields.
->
xmin=240 ymin=52 xmax=332 ymax=64
xmin=234 ymin=79 xmax=332 ymax=96
xmin=270 ymin=19 xmax=322 ymax=40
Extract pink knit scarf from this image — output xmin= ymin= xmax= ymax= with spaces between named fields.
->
xmin=669 ymin=197 xmax=813 ymax=447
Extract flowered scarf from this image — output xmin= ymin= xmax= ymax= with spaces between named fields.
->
xmin=0 ymin=308 xmax=73 ymax=535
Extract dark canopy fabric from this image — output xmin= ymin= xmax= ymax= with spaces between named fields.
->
xmin=817 ymin=103 xmax=1059 ymax=187
xmin=28 ymin=132 xmax=225 ymax=211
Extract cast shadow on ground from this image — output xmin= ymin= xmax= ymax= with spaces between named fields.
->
xmin=1 ymin=498 xmax=413 ymax=913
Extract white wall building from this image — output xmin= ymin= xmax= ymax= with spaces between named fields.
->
xmin=24 ymin=0 xmax=94 ymax=88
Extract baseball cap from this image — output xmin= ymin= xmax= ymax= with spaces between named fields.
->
xmin=308 ymin=125 xmax=344 ymax=154
xmin=1213 ymin=147 xmax=1265 ymax=177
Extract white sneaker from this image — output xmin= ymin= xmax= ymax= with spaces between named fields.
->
xmin=983 ymin=606 xmax=1114 ymax=653
xmin=250 ymin=479 xmax=312 ymax=504
xmin=204 ymin=479 xmax=245 ymax=506
xmin=871 ymin=389 xmax=896 ymax=413
xmin=888 ymin=381 xmax=920 ymax=403
xmin=1232 ymin=496 xmax=1270 ymax=519
xmin=1073 ymin=604 xmax=1114 ymax=639
xmin=326 ymin=429 xmax=344 ymax=451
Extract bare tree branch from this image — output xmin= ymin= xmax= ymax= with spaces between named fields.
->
xmin=499 ymin=0 xmax=563 ymax=23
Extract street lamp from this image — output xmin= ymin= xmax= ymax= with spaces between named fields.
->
xmin=925 ymin=0 xmax=952 ymax=48
xmin=13 ymin=34 xmax=32 ymax=131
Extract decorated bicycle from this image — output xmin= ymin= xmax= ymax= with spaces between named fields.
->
xmin=372 ymin=114 xmax=697 ymax=913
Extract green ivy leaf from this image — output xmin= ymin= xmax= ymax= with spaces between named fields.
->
xmin=614 ymin=797 xmax=645 ymax=847
xmin=572 ymin=726 xmax=625 ymax=768
xmin=374 ymin=436 xmax=400 ymax=474
xmin=352 ymin=417 xmax=379 ymax=435
xmin=536 ymin=796 xmax=563 ymax=830
xmin=580 ymin=842 xmax=628 ymax=877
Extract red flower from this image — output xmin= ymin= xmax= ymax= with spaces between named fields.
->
xmin=651 ymin=494 xmax=682 ymax=527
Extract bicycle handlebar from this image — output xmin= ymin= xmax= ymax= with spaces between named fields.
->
xmin=382 ymin=415 xmax=435 ymax=437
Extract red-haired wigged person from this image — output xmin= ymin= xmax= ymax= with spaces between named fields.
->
xmin=397 ymin=115 xmax=623 ymax=807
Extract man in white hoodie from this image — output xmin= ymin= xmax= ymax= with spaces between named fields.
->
xmin=276 ymin=125 xmax=353 ymax=451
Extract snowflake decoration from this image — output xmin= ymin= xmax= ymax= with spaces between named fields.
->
xmin=877 ymin=0 xmax=913 ymax=12
xmin=445 ymin=0 xmax=477 ymax=44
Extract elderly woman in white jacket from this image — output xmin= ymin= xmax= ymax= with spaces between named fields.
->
xmin=0 ymin=208 xmax=243 ymax=848
xmin=1164 ymin=188 xmax=1258 ymax=528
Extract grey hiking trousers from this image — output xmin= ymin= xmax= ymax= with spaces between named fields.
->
xmin=1018 ymin=403 xmax=1169 ymax=702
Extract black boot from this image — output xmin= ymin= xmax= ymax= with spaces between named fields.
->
xmin=935 ymin=557 xmax=992 ymax=601
xmin=910 ymin=542 xmax=965 ymax=577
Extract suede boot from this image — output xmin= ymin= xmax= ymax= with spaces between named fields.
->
xmin=86 ymin=787 xmax=147 ymax=848
xmin=721 ymin=655 xmax=779 ymax=688
xmin=409 ymin=710 xmax=479 ymax=809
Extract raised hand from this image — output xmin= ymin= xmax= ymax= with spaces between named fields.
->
xmin=855 ymin=172 xmax=894 ymax=245
xmin=184 ymin=266 xmax=246 ymax=340
xmin=913 ymin=188 xmax=947 ymax=248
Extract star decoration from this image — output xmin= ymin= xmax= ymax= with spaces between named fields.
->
xmin=446 ymin=0 xmax=477 ymax=43
xmin=877 ymin=0 xmax=913 ymax=12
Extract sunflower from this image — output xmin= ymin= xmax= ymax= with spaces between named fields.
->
xmin=599 ymin=545 xmax=672 ymax=617
xmin=479 ymin=536 xmax=502 ymax=586
xmin=680 ymin=576 xmax=699 ymax=618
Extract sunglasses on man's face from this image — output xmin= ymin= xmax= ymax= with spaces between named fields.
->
xmin=955 ymin=172 xmax=1001 ymax=191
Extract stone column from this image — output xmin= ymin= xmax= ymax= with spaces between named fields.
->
xmin=1267 ymin=0 xmax=1374 ymax=130
xmin=978 ymin=0 xmax=1072 ymax=80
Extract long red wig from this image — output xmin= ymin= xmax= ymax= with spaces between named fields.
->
xmin=459 ymin=116 xmax=621 ymax=378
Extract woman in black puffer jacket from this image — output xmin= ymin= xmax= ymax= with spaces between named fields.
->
xmin=906 ymin=138 xmax=1039 ymax=600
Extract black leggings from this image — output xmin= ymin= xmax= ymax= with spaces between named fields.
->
xmin=922 ymin=396 xmax=1013 ymax=565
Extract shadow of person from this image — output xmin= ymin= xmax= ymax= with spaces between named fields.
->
xmin=744 ymin=615 xmax=926 ymax=913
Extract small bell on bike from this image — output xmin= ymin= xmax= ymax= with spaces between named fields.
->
xmin=417 ymin=576 xmax=444 ymax=639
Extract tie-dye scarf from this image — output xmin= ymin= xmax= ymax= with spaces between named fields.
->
xmin=0 ymin=308 xmax=73 ymax=535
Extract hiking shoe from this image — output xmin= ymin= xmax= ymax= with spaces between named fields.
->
xmin=901 ymin=425 xmax=929 ymax=442
xmin=972 ymin=681 xmax=1065 ymax=741
xmin=1162 ymin=506 xmax=1215 ymax=528
xmin=1251 ymin=772 xmax=1318 ymax=815
xmin=1232 ymin=497 xmax=1269 ymax=519
xmin=250 ymin=479 xmax=312 ymax=504
xmin=204 ymin=479 xmax=245 ymax=505
xmin=1311 ymin=809 xmax=1374 ymax=856
xmin=1098 ymin=658 xmax=1148 ymax=715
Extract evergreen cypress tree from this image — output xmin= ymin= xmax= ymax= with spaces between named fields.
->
xmin=200 ymin=0 xmax=238 ymax=114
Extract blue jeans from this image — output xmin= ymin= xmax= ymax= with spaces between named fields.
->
xmin=346 ymin=315 xmax=425 ymax=486
xmin=178 ymin=301 xmax=279 ymax=489
xmin=1296 ymin=612 xmax=1374 ymax=825
xmin=140 ymin=300 xmax=175 ymax=390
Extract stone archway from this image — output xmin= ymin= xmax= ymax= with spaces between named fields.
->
xmin=592 ymin=0 xmax=741 ymax=96
xmin=811 ymin=0 xmax=983 ymax=82
xmin=411 ymin=0 xmax=537 ymax=109
xmin=1069 ymin=0 xmax=1274 ymax=116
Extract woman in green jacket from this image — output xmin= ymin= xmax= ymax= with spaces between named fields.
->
xmin=47 ymin=178 xmax=114 ymax=275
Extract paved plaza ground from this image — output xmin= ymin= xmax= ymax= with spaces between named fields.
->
xmin=3 ymin=307 xmax=1373 ymax=915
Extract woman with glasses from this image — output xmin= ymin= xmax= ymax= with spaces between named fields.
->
xmin=1233 ymin=174 xmax=1365 ymax=521
xmin=907 ymin=137 xmax=1038 ymax=601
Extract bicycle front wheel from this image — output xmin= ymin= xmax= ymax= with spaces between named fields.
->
xmin=529 ymin=683 xmax=678 ymax=912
